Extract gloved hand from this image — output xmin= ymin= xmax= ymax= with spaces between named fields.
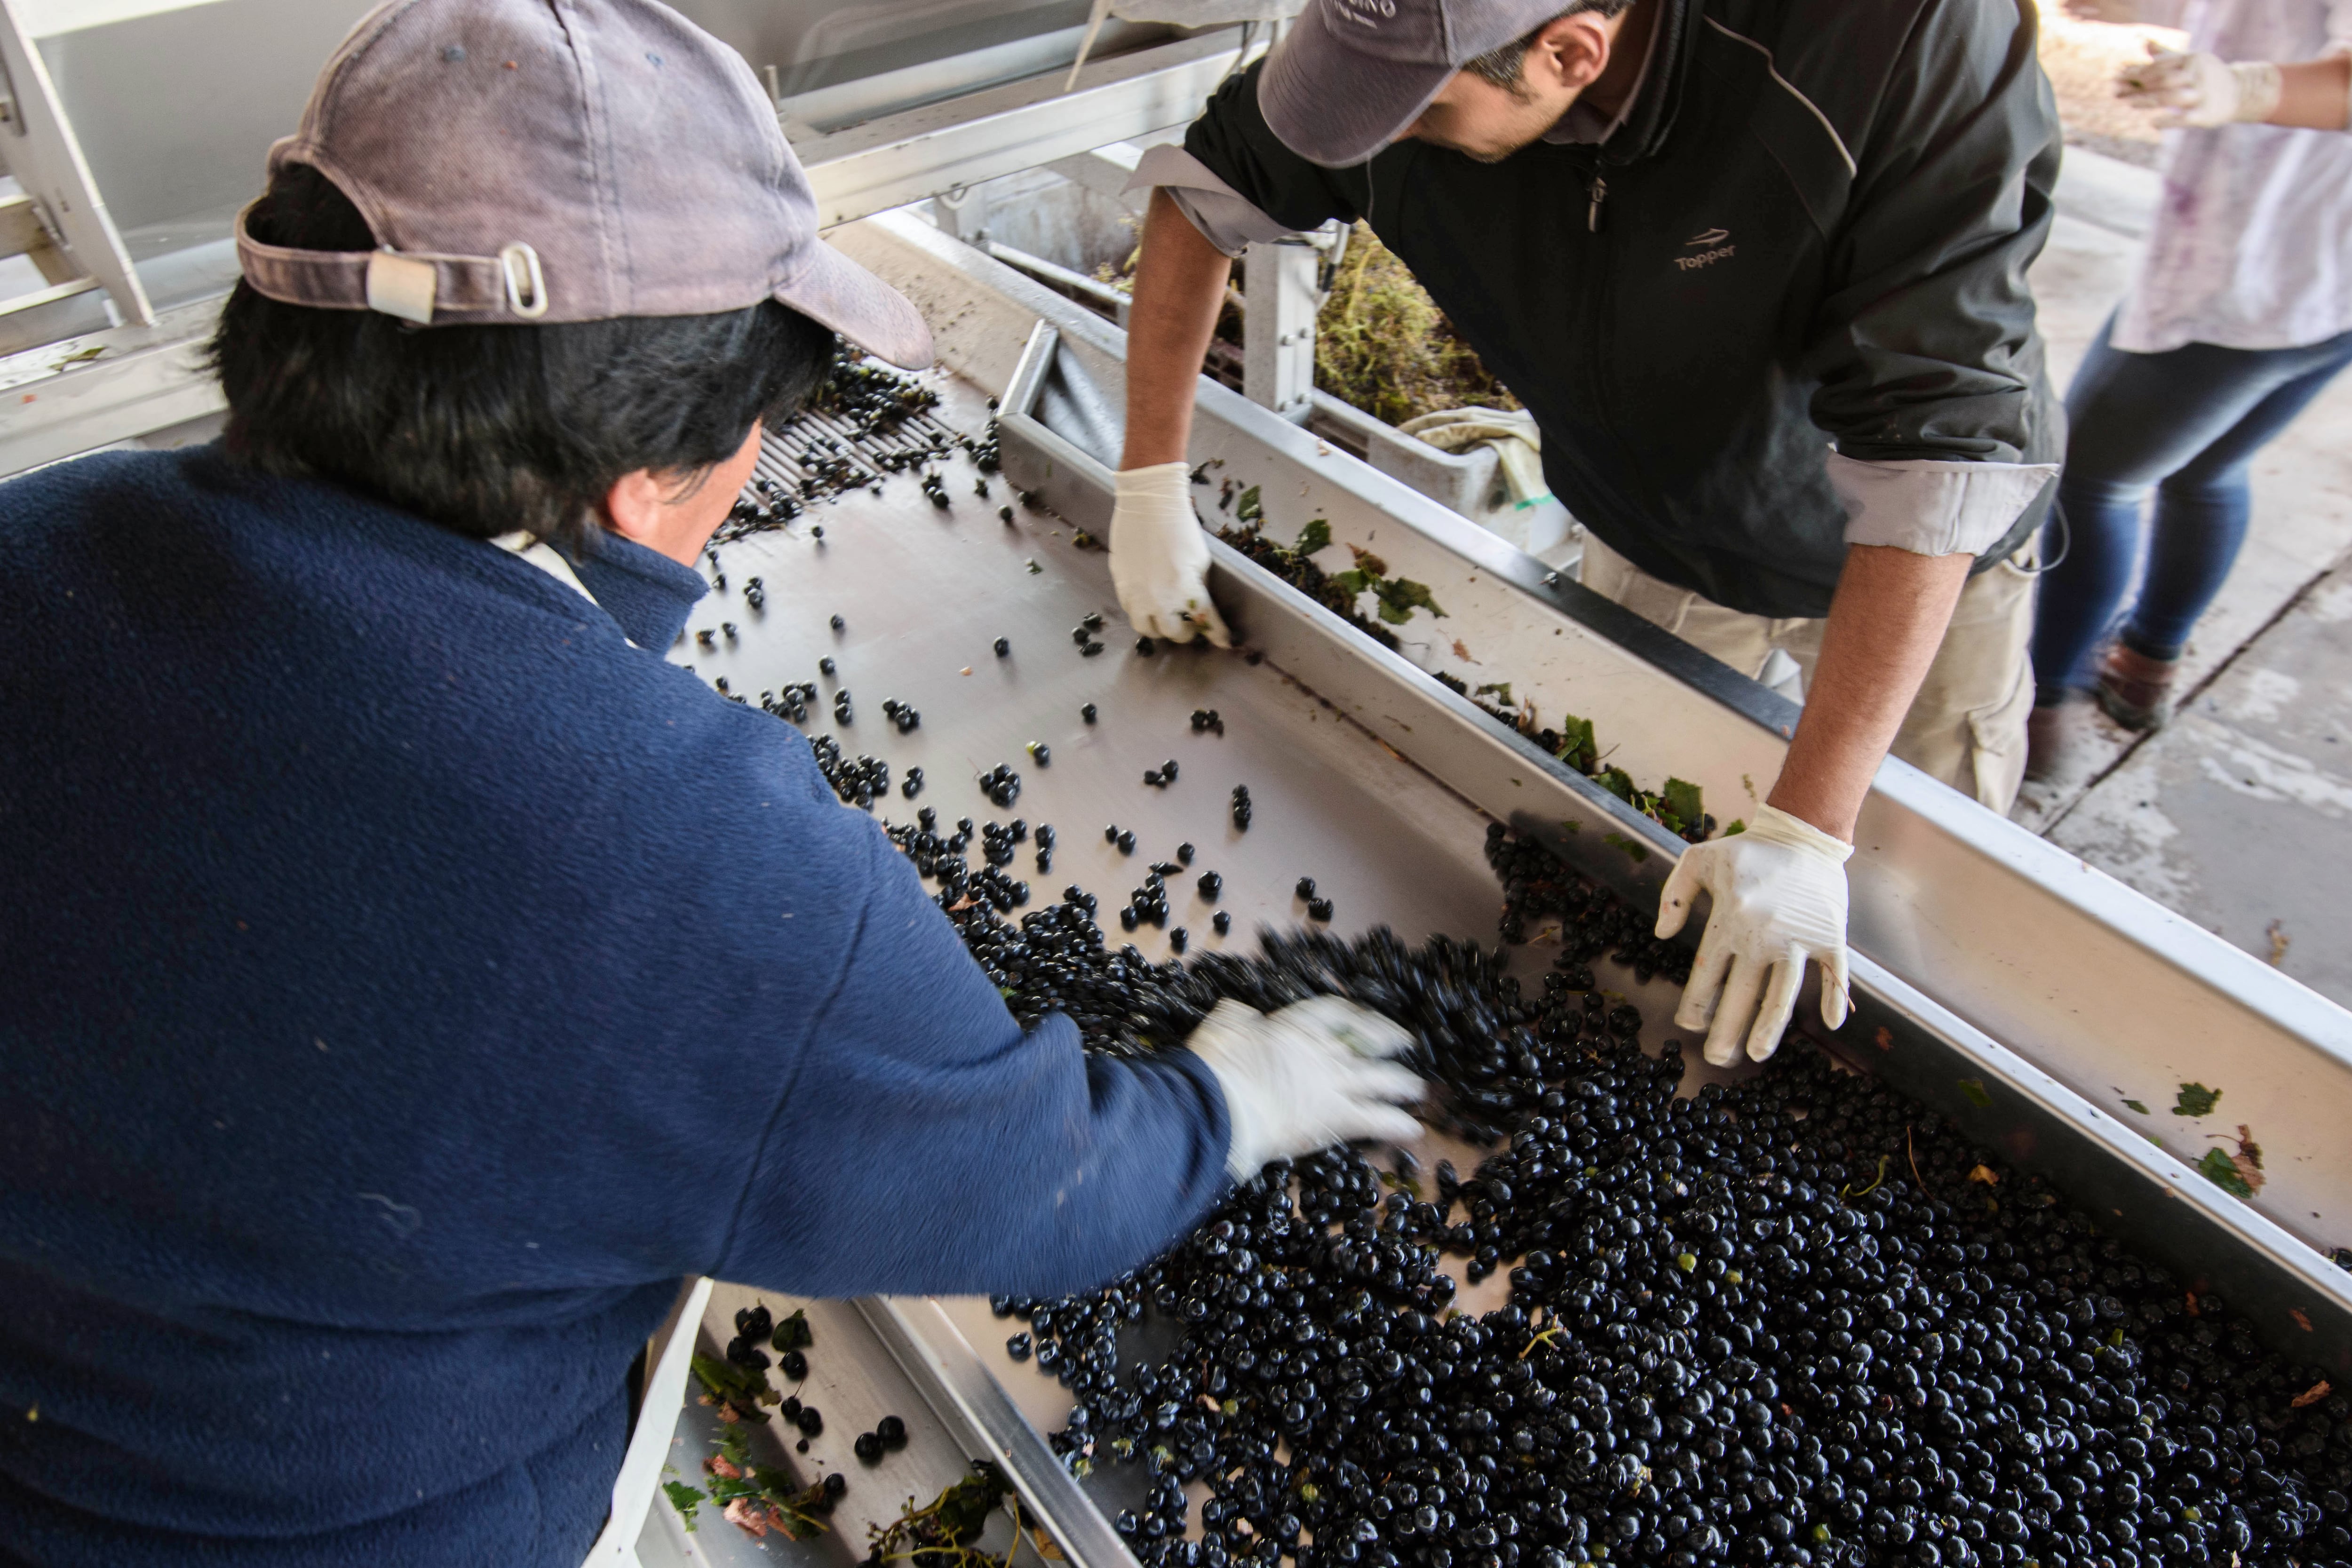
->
xmin=2117 ymin=46 xmax=2282 ymax=127
xmin=2061 ymin=0 xmax=2140 ymax=23
xmin=1184 ymin=996 xmax=1426 ymax=1180
xmin=1110 ymin=462 xmax=1232 ymax=647
xmin=1655 ymin=804 xmax=1853 ymax=1067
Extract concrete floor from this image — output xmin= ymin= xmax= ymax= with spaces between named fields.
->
xmin=2018 ymin=146 xmax=2352 ymax=1008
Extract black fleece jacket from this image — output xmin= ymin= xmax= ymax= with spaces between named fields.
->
xmin=1185 ymin=0 xmax=2064 ymax=618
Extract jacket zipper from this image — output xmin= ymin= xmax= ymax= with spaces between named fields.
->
xmin=1575 ymin=160 xmax=1629 ymax=497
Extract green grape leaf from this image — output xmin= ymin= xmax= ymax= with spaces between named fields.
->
xmin=1556 ymin=715 xmax=1597 ymax=771
xmin=2196 ymin=1146 xmax=2254 ymax=1199
xmin=1664 ymin=778 xmax=1704 ymax=830
xmin=769 ymin=1307 xmax=812 ymax=1352
xmin=1374 ymin=576 xmax=1446 ymax=623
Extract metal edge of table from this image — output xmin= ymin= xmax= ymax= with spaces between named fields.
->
xmin=861 ymin=1296 xmax=1143 ymax=1568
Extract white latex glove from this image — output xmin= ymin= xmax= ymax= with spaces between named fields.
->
xmin=2061 ymin=0 xmax=2139 ymax=22
xmin=1655 ymin=804 xmax=1853 ymax=1067
xmin=1184 ymin=996 xmax=1425 ymax=1180
xmin=2118 ymin=47 xmax=2282 ymax=127
xmin=1110 ymin=462 xmax=1232 ymax=647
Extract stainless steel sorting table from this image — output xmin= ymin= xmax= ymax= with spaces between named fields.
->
xmin=634 ymin=241 xmax=2352 ymax=1568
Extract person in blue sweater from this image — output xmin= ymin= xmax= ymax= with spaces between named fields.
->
xmin=0 ymin=4 xmax=1426 ymax=1565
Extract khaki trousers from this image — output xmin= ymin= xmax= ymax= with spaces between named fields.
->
xmin=1579 ymin=535 xmax=2038 ymax=812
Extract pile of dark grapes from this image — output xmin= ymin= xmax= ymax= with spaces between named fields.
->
xmin=811 ymin=349 xmax=943 ymax=440
xmin=1487 ymin=829 xmax=1693 ymax=988
xmin=887 ymin=807 xmax=1032 ymax=918
xmin=713 ymin=350 xmax=956 ymax=545
xmin=920 ymin=827 xmax=2351 ymax=1568
xmin=807 ymin=733 xmax=892 ymax=811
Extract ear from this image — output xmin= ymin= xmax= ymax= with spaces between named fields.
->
xmin=597 ymin=463 xmax=728 ymax=566
xmin=595 ymin=421 xmax=762 ymax=566
xmin=601 ymin=468 xmax=676 ymax=547
xmin=1526 ymin=11 xmax=1615 ymax=92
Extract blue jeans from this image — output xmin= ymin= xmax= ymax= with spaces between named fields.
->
xmin=2032 ymin=313 xmax=2352 ymax=704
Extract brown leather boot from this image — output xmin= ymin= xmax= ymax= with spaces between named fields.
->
xmin=2097 ymin=643 xmax=2181 ymax=732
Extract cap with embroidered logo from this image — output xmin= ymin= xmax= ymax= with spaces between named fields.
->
xmin=1260 ymin=0 xmax=1570 ymax=167
xmin=233 ymin=0 xmax=931 ymax=368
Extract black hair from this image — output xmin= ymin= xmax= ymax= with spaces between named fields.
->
xmin=1462 ymin=2 xmax=1637 ymax=96
xmin=210 ymin=162 xmax=837 ymax=552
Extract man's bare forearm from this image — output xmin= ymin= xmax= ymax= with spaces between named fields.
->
xmin=1120 ymin=189 xmax=1233 ymax=470
xmin=1766 ymin=545 xmax=1973 ymax=841
xmin=2269 ymin=54 xmax=2351 ymax=128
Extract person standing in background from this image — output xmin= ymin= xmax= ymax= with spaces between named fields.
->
xmin=2027 ymin=0 xmax=2352 ymax=780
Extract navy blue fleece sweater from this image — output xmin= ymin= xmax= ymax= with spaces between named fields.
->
xmin=0 ymin=447 xmax=1230 ymax=1567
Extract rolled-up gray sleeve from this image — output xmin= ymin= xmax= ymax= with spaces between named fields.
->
xmin=1826 ymin=453 xmax=2058 ymax=557
xmin=1806 ymin=0 xmax=2062 ymax=564
xmin=1127 ymin=144 xmax=1305 ymax=258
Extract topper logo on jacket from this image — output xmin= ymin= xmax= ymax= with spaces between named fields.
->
xmin=1677 ymin=228 xmax=1734 ymax=271
xmin=1331 ymin=0 xmax=1400 ymax=27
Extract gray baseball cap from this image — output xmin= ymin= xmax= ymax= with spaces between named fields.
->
xmin=234 ymin=0 xmax=932 ymax=368
xmin=1260 ymin=0 xmax=1573 ymax=167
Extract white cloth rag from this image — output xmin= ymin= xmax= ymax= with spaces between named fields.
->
xmin=1398 ymin=407 xmax=1550 ymax=509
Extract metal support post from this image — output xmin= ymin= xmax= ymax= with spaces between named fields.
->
xmin=1240 ymin=238 xmax=1316 ymax=422
xmin=0 ymin=0 xmax=151 ymax=326
xmin=931 ymin=183 xmax=988 ymax=247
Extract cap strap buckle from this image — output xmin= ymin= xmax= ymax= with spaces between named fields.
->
xmin=500 ymin=242 xmax=548 ymax=318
